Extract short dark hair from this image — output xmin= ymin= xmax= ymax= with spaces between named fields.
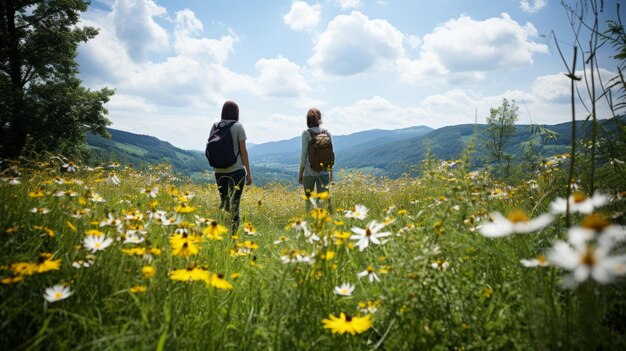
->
xmin=221 ymin=101 xmax=239 ymax=121
xmin=306 ymin=108 xmax=322 ymax=128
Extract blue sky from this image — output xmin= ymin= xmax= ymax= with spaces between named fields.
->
xmin=77 ymin=0 xmax=622 ymax=150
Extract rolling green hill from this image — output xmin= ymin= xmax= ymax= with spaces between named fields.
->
xmin=338 ymin=117 xmax=624 ymax=177
xmin=86 ymin=129 xmax=210 ymax=182
xmin=86 ymin=117 xmax=624 ymax=184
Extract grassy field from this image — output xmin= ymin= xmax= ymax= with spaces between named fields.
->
xmin=1 ymin=156 xmax=625 ymax=350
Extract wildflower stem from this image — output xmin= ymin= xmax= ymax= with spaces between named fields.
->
xmin=547 ymin=267 xmax=557 ymax=350
xmin=566 ymin=45 xmax=578 ymax=228
xmin=589 ymin=39 xmax=598 ymax=193
xmin=581 ymin=282 xmax=597 ymax=351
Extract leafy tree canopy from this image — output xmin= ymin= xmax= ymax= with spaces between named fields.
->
xmin=0 ymin=0 xmax=113 ymax=159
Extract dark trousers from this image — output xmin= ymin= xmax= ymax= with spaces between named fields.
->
xmin=215 ymin=169 xmax=246 ymax=234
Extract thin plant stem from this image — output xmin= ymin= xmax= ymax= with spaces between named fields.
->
xmin=566 ymin=46 xmax=579 ymax=227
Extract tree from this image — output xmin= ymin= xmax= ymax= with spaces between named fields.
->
xmin=0 ymin=0 xmax=113 ymax=159
xmin=484 ymin=98 xmax=519 ymax=170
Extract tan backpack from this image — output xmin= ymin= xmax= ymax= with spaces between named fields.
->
xmin=308 ymin=129 xmax=334 ymax=172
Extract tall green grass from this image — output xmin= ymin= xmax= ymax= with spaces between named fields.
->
xmin=0 ymin=157 xmax=624 ymax=350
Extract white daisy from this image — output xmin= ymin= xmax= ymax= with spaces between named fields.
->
xmin=70 ymin=208 xmax=91 ymax=218
xmin=280 ymin=250 xmax=315 ymax=264
xmin=123 ymin=233 xmax=145 ymax=244
xmin=273 ymin=236 xmax=289 ymax=245
xmin=550 ymin=192 xmax=609 ymax=215
xmin=83 ymin=235 xmax=113 ymax=253
xmin=290 ymin=218 xmax=308 ymax=232
xmin=89 ymin=192 xmax=107 ymax=203
xmin=548 ymin=240 xmax=626 ymax=285
xmin=357 ymin=266 xmax=380 ymax=283
xmin=148 ymin=209 xmax=167 ymax=220
xmin=62 ymin=162 xmax=78 ymax=173
xmin=350 ymin=220 xmax=391 ymax=251
xmin=2 ymin=176 xmax=21 ymax=185
xmin=345 ymin=204 xmax=368 ymax=220
xmin=566 ymin=214 xmax=626 ymax=249
xmin=43 ymin=284 xmax=72 ymax=302
xmin=304 ymin=230 xmax=320 ymax=244
xmin=142 ymin=187 xmax=158 ymax=198
xmin=430 ymin=260 xmax=450 ymax=270
xmin=72 ymin=255 xmax=95 ymax=269
xmin=53 ymin=177 xmax=66 ymax=185
xmin=520 ymin=256 xmax=549 ymax=267
xmin=30 ymin=207 xmax=50 ymax=215
xmin=54 ymin=190 xmax=78 ymax=197
xmin=548 ymin=215 xmax=626 ymax=286
xmin=107 ymin=173 xmax=120 ymax=185
xmin=333 ymin=283 xmax=355 ymax=297
xmin=479 ymin=210 xmax=553 ymax=238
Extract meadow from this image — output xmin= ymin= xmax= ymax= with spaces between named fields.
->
xmin=1 ymin=150 xmax=625 ymax=350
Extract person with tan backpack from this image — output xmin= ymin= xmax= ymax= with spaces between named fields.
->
xmin=298 ymin=108 xmax=334 ymax=209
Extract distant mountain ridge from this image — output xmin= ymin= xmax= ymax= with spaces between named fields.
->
xmin=86 ymin=117 xmax=624 ymax=184
xmin=249 ymin=126 xmax=433 ymax=157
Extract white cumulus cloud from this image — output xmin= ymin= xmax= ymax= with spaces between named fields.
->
xmin=520 ymin=0 xmax=547 ymax=14
xmin=254 ymin=56 xmax=312 ymax=97
xmin=399 ymin=13 xmax=548 ymax=83
xmin=327 ymin=96 xmax=424 ymax=134
xmin=283 ymin=1 xmax=321 ymax=31
xmin=336 ymin=0 xmax=361 ymax=9
xmin=309 ymin=11 xmax=405 ymax=76
xmin=111 ymin=0 xmax=169 ymax=61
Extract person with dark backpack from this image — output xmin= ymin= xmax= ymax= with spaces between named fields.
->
xmin=206 ymin=101 xmax=252 ymax=234
xmin=298 ymin=108 xmax=334 ymax=209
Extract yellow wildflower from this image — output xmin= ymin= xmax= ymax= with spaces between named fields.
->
xmin=33 ymin=253 xmax=61 ymax=273
xmin=141 ymin=266 xmax=156 ymax=279
xmin=130 ymin=286 xmax=147 ymax=293
xmin=322 ymin=313 xmax=372 ymax=335
xmin=203 ymin=221 xmax=227 ymax=240
xmin=208 ymin=273 xmax=234 ymax=290
xmin=170 ymin=265 xmax=210 ymax=283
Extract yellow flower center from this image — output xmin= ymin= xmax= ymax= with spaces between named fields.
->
xmin=572 ymin=192 xmax=587 ymax=203
xmin=54 ymin=292 xmax=62 ymax=299
xmin=507 ymin=210 xmax=529 ymax=223
xmin=581 ymin=214 xmax=609 ymax=232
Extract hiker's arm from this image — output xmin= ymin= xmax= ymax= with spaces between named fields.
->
xmin=240 ymin=140 xmax=253 ymax=185
xmin=299 ymin=131 xmax=308 ymax=184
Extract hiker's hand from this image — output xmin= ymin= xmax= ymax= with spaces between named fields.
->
xmin=298 ymin=176 xmax=303 ymax=184
xmin=246 ymin=174 xmax=253 ymax=185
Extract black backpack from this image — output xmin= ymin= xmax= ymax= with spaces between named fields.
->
xmin=308 ymin=129 xmax=334 ymax=172
xmin=205 ymin=121 xmax=239 ymax=168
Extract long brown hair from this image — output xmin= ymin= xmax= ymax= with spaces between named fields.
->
xmin=221 ymin=101 xmax=239 ymax=121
